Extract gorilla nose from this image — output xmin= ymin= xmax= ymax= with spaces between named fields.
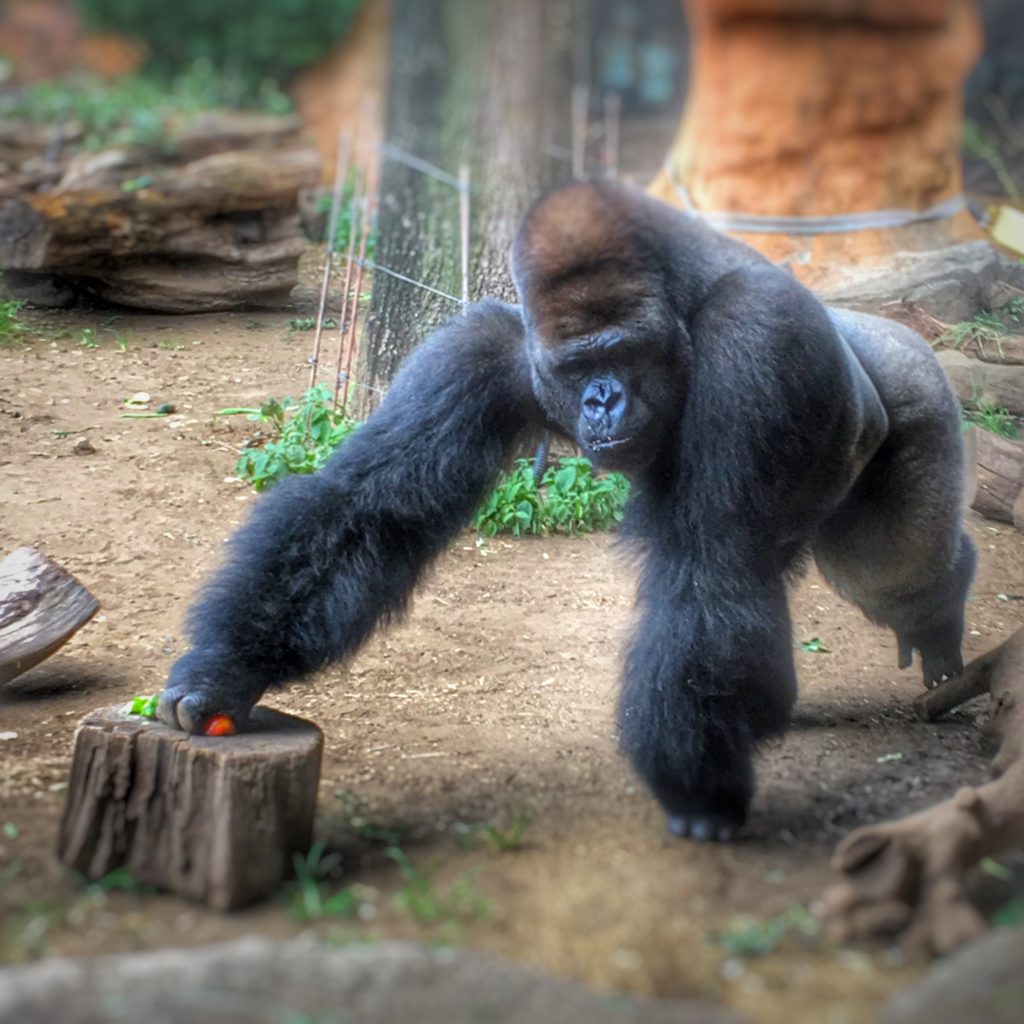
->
xmin=582 ymin=378 xmax=625 ymax=427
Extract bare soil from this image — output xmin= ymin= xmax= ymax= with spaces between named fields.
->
xmin=2 ymin=308 xmax=1023 ymax=1023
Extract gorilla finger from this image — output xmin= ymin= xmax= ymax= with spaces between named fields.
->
xmin=156 ymin=687 xmax=187 ymax=729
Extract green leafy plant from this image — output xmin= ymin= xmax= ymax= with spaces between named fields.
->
xmin=476 ymin=809 xmax=532 ymax=853
xmin=473 ymin=457 xmax=630 ymax=537
xmin=386 ymin=847 xmax=488 ymax=926
xmin=289 ymin=841 xmax=360 ymax=922
xmin=962 ymin=400 xmax=1020 ymax=439
xmin=226 ymin=385 xmax=359 ymax=492
xmin=78 ymin=328 xmax=100 ymax=350
xmin=0 ymin=295 xmax=27 ymax=346
xmin=711 ymin=905 xmax=819 ymax=958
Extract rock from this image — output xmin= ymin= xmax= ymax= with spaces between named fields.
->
xmin=881 ymin=927 xmax=1024 ymax=1024
xmin=0 ymin=937 xmax=748 ymax=1024
xmin=71 ymin=437 xmax=95 ymax=455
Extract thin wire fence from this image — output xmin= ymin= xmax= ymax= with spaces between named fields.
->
xmin=304 ymin=87 xmax=622 ymax=410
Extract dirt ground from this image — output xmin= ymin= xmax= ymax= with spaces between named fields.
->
xmin=2 ymin=307 xmax=1023 ymax=1023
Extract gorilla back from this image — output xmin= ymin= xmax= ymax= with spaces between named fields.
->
xmin=159 ymin=181 xmax=974 ymax=843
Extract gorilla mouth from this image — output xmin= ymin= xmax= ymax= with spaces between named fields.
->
xmin=589 ymin=436 xmax=633 ymax=452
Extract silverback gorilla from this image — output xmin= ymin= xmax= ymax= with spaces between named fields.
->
xmin=159 ymin=181 xmax=975 ymax=841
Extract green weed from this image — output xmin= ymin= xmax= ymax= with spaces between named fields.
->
xmin=386 ymin=847 xmax=489 ymax=927
xmin=473 ymin=457 xmax=630 ymax=537
xmin=0 ymin=296 xmax=27 ymax=346
xmin=225 ymin=392 xmax=627 ymax=536
xmin=4 ymin=62 xmax=292 ymax=150
xmin=334 ymin=789 xmax=403 ymax=846
xmin=937 ymin=310 xmax=1010 ymax=351
xmin=77 ymin=328 xmax=100 ymax=349
xmin=455 ymin=810 xmax=532 ymax=853
xmin=962 ymin=400 xmax=1020 ymax=439
xmin=289 ymin=841 xmax=360 ymax=922
xmin=711 ymin=905 xmax=820 ymax=958
xmin=225 ymin=385 xmax=359 ymax=491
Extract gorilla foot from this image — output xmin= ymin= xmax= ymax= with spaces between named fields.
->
xmin=667 ymin=812 xmax=742 ymax=843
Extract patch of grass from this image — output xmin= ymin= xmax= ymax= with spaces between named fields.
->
xmin=963 ymin=119 xmax=1022 ymax=205
xmin=962 ymin=400 xmax=1020 ymax=439
xmin=289 ymin=840 xmax=361 ymax=922
xmin=4 ymin=62 xmax=291 ymax=150
xmin=224 ymin=384 xmax=360 ymax=492
xmin=454 ymin=809 xmax=532 ymax=853
xmin=711 ymin=905 xmax=820 ymax=958
xmin=937 ymin=310 xmax=1010 ymax=351
xmin=0 ymin=295 xmax=27 ymax=347
xmin=77 ymin=328 xmax=100 ymax=349
xmin=473 ymin=457 xmax=630 ymax=537
xmin=334 ymin=789 xmax=404 ymax=846
xmin=386 ymin=847 xmax=489 ymax=927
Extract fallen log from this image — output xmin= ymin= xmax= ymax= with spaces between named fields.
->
xmin=938 ymin=349 xmax=1024 ymax=417
xmin=0 ymin=146 xmax=319 ymax=312
xmin=57 ymin=704 xmax=323 ymax=910
xmin=0 ymin=547 xmax=98 ymax=686
xmin=824 ymin=626 xmax=1024 ymax=956
xmin=969 ymin=427 xmax=1024 ymax=525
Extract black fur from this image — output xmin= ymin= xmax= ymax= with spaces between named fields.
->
xmin=160 ymin=181 xmax=975 ymax=841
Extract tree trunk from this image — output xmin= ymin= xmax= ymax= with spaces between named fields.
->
xmin=649 ymin=0 xmax=984 ymax=286
xmin=356 ymin=0 xmax=576 ymax=413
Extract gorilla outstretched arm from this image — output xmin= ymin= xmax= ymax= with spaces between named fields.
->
xmin=159 ymin=300 xmax=534 ymax=732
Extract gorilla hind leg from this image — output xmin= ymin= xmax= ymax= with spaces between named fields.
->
xmin=815 ymin=463 xmax=976 ymax=689
xmin=889 ymin=529 xmax=976 ymax=686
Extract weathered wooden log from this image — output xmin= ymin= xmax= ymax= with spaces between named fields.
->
xmin=0 ymin=547 xmax=98 ymax=686
xmin=0 ymin=146 xmax=319 ymax=312
xmin=970 ymin=428 xmax=1024 ymax=524
xmin=57 ymin=705 xmax=323 ymax=910
xmin=939 ymin=349 xmax=1024 ymax=416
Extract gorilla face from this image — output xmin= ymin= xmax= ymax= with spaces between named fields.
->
xmin=530 ymin=324 xmax=688 ymax=475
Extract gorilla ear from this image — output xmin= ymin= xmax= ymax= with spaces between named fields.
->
xmin=512 ymin=182 xmax=661 ymax=344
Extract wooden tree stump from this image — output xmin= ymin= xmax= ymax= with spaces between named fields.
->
xmin=0 ymin=546 xmax=98 ymax=686
xmin=57 ymin=705 xmax=323 ymax=910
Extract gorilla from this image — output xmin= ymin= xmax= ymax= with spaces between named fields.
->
xmin=159 ymin=181 xmax=975 ymax=842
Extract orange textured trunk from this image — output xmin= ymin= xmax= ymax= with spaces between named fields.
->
xmin=649 ymin=0 xmax=984 ymax=284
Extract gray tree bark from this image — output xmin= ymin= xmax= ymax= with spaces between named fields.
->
xmin=356 ymin=0 xmax=578 ymax=413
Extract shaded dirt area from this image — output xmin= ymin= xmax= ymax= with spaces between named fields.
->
xmin=2 ymin=308 xmax=1023 ymax=1023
